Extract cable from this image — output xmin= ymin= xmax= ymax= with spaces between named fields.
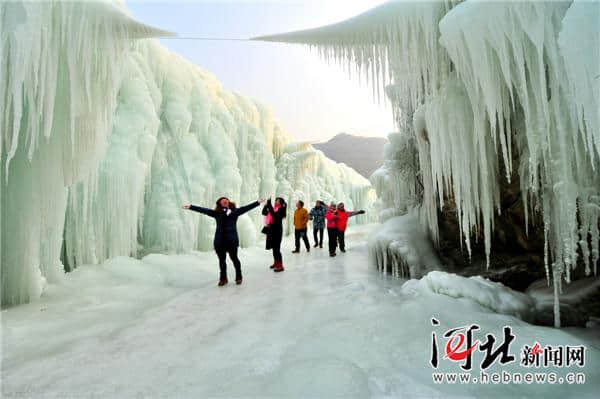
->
xmin=160 ymin=36 xmax=252 ymax=41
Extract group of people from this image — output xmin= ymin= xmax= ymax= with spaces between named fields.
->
xmin=183 ymin=197 xmax=365 ymax=286
xmin=293 ymin=200 xmax=365 ymax=257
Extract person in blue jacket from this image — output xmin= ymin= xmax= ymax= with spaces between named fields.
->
xmin=309 ymin=200 xmax=327 ymax=248
xmin=183 ymin=197 xmax=265 ymax=286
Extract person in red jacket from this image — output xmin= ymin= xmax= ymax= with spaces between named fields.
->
xmin=335 ymin=202 xmax=365 ymax=253
xmin=325 ymin=203 xmax=339 ymax=257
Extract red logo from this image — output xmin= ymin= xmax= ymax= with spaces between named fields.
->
xmin=444 ymin=329 xmax=480 ymax=361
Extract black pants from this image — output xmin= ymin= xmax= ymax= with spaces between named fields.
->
xmin=215 ymin=246 xmax=241 ymax=279
xmin=272 ymin=241 xmax=282 ymax=263
xmin=327 ymin=228 xmax=338 ymax=254
xmin=272 ymin=247 xmax=282 ymax=263
xmin=295 ymin=228 xmax=310 ymax=250
xmin=337 ymin=230 xmax=345 ymax=251
xmin=313 ymin=228 xmax=324 ymax=246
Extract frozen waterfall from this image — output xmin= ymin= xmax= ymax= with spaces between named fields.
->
xmin=0 ymin=1 xmax=376 ymax=306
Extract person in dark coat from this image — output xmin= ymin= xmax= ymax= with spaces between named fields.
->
xmin=183 ymin=197 xmax=264 ymax=286
xmin=262 ymin=197 xmax=287 ymax=272
xmin=309 ymin=200 xmax=326 ymax=248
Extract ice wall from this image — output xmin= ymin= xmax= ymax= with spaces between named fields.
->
xmin=62 ymin=40 xmax=375 ymax=268
xmin=276 ymin=142 xmax=376 ymax=234
xmin=255 ymin=0 xmax=600 ymax=326
xmin=1 ymin=2 xmax=375 ymax=306
xmin=0 ymin=1 xmax=171 ymax=306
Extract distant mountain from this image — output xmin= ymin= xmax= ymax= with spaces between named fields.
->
xmin=313 ymin=133 xmax=388 ymax=179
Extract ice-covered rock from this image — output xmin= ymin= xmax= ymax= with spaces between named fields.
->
xmin=402 ymin=271 xmax=536 ymax=323
xmin=527 ymin=276 xmax=600 ymax=327
xmin=368 ymin=215 xmax=440 ymax=279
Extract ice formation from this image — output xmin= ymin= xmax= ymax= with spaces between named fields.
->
xmin=1 ymin=1 xmax=172 ymax=306
xmin=255 ymin=0 xmax=600 ymax=327
xmin=368 ymin=215 xmax=440 ymax=279
xmin=402 ymin=271 xmax=536 ymax=323
xmin=0 ymin=2 xmax=375 ymax=306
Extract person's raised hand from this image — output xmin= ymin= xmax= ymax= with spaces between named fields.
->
xmin=182 ymin=204 xmax=191 ymax=209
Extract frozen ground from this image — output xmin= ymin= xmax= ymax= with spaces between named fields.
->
xmin=2 ymin=225 xmax=599 ymax=398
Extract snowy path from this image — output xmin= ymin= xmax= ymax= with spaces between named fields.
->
xmin=2 ymin=225 xmax=599 ymax=398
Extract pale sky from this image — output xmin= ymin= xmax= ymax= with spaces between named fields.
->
xmin=126 ymin=0 xmax=395 ymax=142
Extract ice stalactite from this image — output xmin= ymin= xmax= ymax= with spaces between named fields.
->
xmin=413 ymin=77 xmax=500 ymax=265
xmin=439 ymin=0 xmax=600 ymax=326
xmin=255 ymin=0 xmax=600 ymax=327
xmin=254 ymin=0 xmax=458 ymax=111
xmin=0 ymin=1 xmax=170 ymax=306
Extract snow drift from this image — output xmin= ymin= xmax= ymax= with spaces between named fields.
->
xmin=255 ymin=0 xmax=600 ymax=326
xmin=0 ymin=1 xmax=375 ymax=306
xmin=402 ymin=271 xmax=536 ymax=323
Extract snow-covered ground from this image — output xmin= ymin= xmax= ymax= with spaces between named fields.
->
xmin=2 ymin=225 xmax=599 ymax=398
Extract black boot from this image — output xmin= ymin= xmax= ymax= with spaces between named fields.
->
xmin=218 ymin=267 xmax=228 ymax=286
xmin=235 ymin=268 xmax=242 ymax=285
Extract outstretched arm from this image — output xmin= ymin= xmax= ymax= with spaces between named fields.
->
xmin=182 ymin=204 xmax=218 ymax=218
xmin=348 ymin=210 xmax=366 ymax=218
xmin=265 ymin=201 xmax=274 ymax=214
xmin=234 ymin=201 xmax=261 ymax=216
xmin=266 ymin=202 xmax=286 ymax=221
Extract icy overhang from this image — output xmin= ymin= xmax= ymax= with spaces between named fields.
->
xmin=100 ymin=1 xmax=176 ymax=39
xmin=251 ymin=2 xmax=410 ymax=45
xmin=2 ymin=0 xmax=175 ymax=39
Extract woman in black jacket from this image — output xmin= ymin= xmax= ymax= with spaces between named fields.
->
xmin=183 ymin=197 xmax=264 ymax=286
xmin=262 ymin=197 xmax=287 ymax=272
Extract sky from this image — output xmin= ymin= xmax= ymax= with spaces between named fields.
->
xmin=126 ymin=0 xmax=395 ymax=142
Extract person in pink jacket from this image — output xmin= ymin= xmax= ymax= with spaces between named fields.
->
xmin=335 ymin=202 xmax=365 ymax=252
xmin=325 ymin=203 xmax=339 ymax=257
